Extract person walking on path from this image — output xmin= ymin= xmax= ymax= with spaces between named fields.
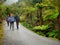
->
xmin=9 ymin=13 xmax=15 ymax=30
xmin=15 ymin=14 xmax=20 ymax=30
xmin=6 ymin=14 xmax=10 ymax=26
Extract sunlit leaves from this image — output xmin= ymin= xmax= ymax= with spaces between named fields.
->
xmin=33 ymin=25 xmax=49 ymax=30
xmin=43 ymin=9 xmax=59 ymax=20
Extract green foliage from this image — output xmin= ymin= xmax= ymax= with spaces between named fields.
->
xmin=33 ymin=17 xmax=39 ymax=21
xmin=32 ymin=0 xmax=42 ymax=5
xmin=20 ymin=15 xmax=26 ymax=22
xmin=21 ymin=22 xmax=33 ymax=30
xmin=35 ymin=3 xmax=42 ymax=9
xmin=56 ymin=32 xmax=60 ymax=40
xmin=17 ymin=0 xmax=60 ymax=40
xmin=0 ymin=0 xmax=59 ymax=40
xmin=29 ymin=7 xmax=37 ymax=13
xmin=43 ymin=10 xmax=59 ymax=20
xmin=33 ymin=25 xmax=49 ymax=30
xmin=46 ymin=30 xmax=59 ymax=38
xmin=0 ymin=4 xmax=7 ymax=19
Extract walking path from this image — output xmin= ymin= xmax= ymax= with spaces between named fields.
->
xmin=4 ymin=22 xmax=60 ymax=45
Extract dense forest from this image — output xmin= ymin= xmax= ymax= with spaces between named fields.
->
xmin=0 ymin=0 xmax=60 ymax=40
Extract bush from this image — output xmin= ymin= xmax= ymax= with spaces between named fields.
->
xmin=21 ymin=22 xmax=33 ymax=30
xmin=20 ymin=15 xmax=26 ymax=22
xmin=33 ymin=25 xmax=49 ymax=31
xmin=46 ymin=30 xmax=59 ymax=38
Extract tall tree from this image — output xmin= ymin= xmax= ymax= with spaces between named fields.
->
xmin=34 ymin=0 xmax=43 ymax=25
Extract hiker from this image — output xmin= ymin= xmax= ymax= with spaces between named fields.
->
xmin=9 ymin=13 xmax=15 ymax=30
xmin=6 ymin=14 xmax=10 ymax=26
xmin=15 ymin=13 xmax=20 ymax=30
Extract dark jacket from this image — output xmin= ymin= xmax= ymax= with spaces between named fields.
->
xmin=15 ymin=15 xmax=20 ymax=22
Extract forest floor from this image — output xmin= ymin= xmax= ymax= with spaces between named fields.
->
xmin=3 ymin=21 xmax=60 ymax=45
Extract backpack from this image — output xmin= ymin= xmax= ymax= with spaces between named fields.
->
xmin=15 ymin=15 xmax=20 ymax=22
xmin=11 ymin=16 xmax=15 ymax=22
xmin=8 ymin=17 xmax=11 ymax=22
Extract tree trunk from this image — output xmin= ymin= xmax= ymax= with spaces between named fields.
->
xmin=39 ymin=8 xmax=43 ymax=25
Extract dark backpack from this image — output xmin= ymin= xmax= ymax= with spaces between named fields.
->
xmin=15 ymin=15 xmax=20 ymax=22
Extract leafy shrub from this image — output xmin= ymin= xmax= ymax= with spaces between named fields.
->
xmin=20 ymin=15 xmax=26 ymax=22
xmin=43 ymin=10 xmax=59 ymax=21
xmin=33 ymin=25 xmax=49 ymax=31
xmin=21 ymin=22 xmax=33 ymax=30
xmin=46 ymin=30 xmax=59 ymax=38
xmin=56 ymin=32 xmax=60 ymax=40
